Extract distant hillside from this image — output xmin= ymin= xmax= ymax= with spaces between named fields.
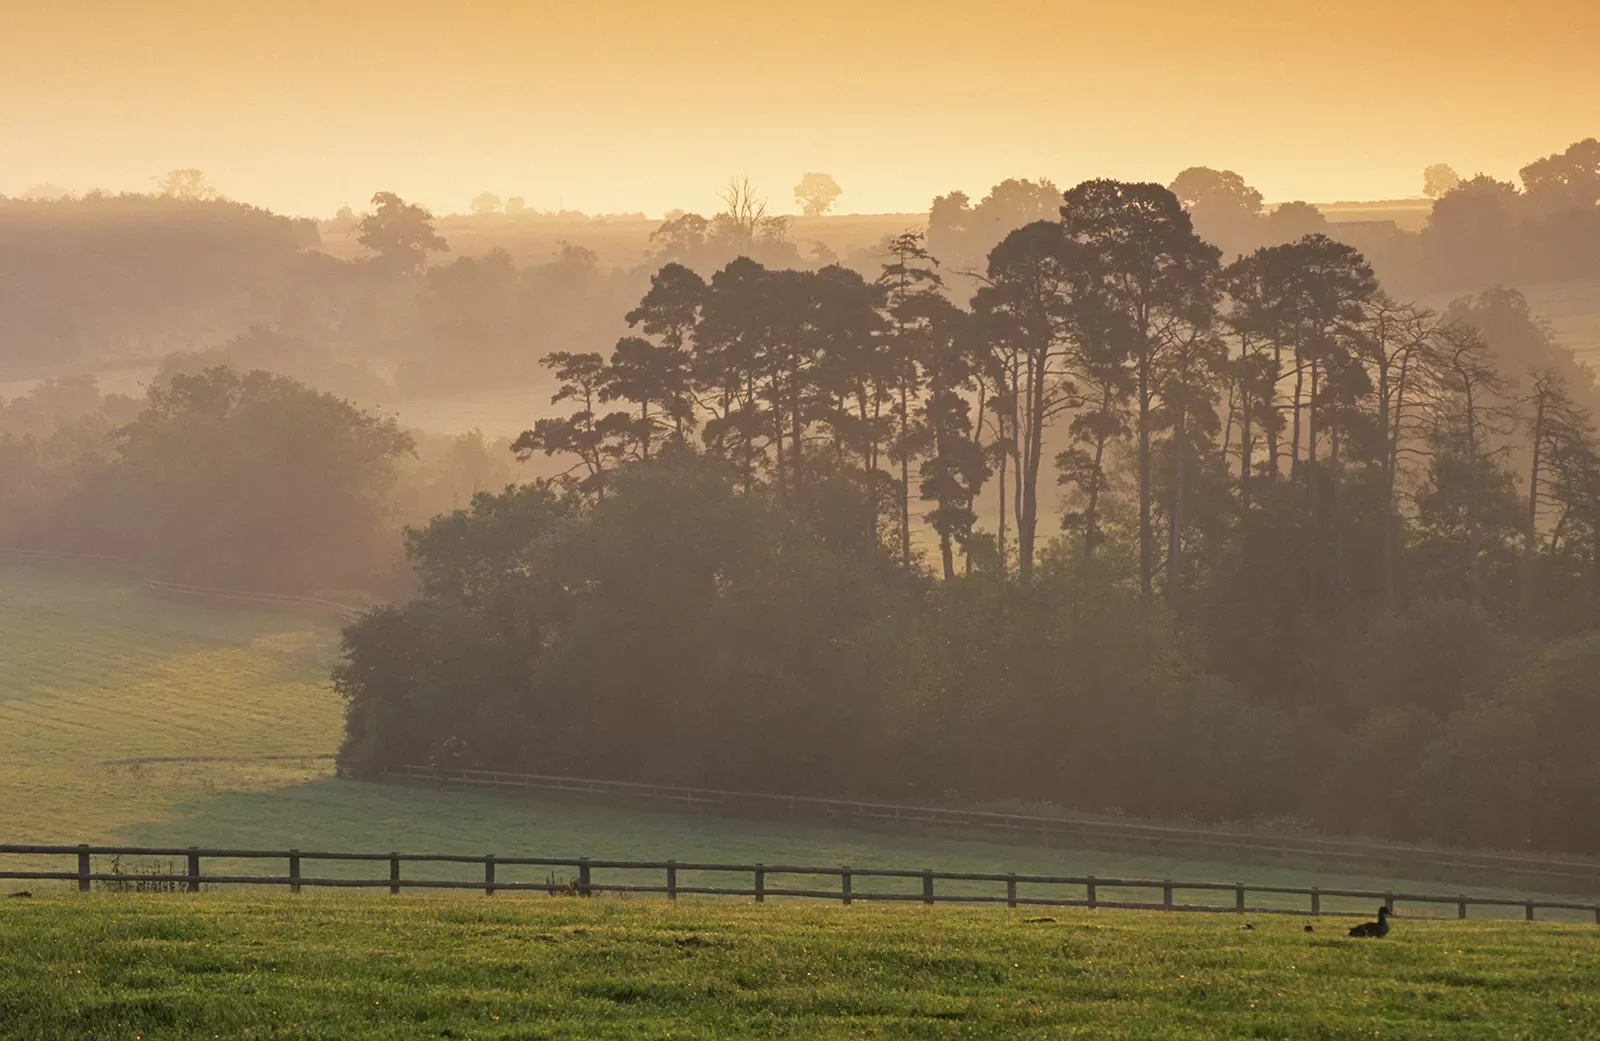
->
xmin=314 ymin=211 xmax=927 ymax=271
xmin=0 ymin=195 xmax=322 ymax=378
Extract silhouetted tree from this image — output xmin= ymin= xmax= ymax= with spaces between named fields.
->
xmin=1062 ymin=180 xmax=1221 ymax=598
xmin=1423 ymin=163 xmax=1461 ymax=199
xmin=614 ymin=262 xmax=707 ymax=451
xmin=512 ymin=352 xmax=632 ymax=499
xmin=794 ymin=172 xmax=843 ymax=216
xmin=1521 ymin=369 xmax=1600 ymax=614
xmin=1263 ymin=201 xmax=1328 ymax=243
xmin=357 ymin=192 xmax=449 ymax=274
xmin=973 ymin=221 xmax=1091 ymax=583
xmin=911 ymin=293 xmax=988 ymax=579
xmin=928 ymin=179 xmax=1061 ymax=280
xmin=1519 ymin=138 xmax=1600 ymax=218
xmin=1421 ymin=175 xmax=1520 ymax=289
xmin=877 ymin=232 xmax=944 ymax=568
xmin=715 ymin=176 xmax=791 ymax=254
xmin=1169 ymin=167 xmax=1263 ymax=255
xmin=1417 ymin=324 xmax=1519 ymax=608
xmin=156 ymin=168 xmax=219 ymax=201
xmin=105 ymin=367 xmax=411 ymax=591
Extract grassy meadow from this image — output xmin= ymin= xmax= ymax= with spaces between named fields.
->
xmin=3 ymin=559 xmax=1599 ymax=920
xmin=2 ymin=893 xmax=1598 ymax=1040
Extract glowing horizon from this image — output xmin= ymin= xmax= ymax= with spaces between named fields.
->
xmin=3 ymin=0 xmax=1596 ymax=219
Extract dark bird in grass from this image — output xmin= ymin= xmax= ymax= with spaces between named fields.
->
xmin=1241 ymin=923 xmax=1254 ymax=930
xmin=1305 ymin=924 xmax=1315 ymax=932
xmin=1347 ymin=906 xmax=1391 ymax=938
xmin=8 ymin=890 xmax=30 ymax=898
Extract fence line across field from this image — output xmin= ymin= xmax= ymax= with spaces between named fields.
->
xmin=385 ymin=764 xmax=1600 ymax=887
xmin=0 ymin=546 xmax=364 ymax=618
xmin=2 ymin=844 xmax=1596 ymax=923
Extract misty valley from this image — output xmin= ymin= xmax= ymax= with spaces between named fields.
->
xmin=4 ymin=28 xmax=1600 ymax=1031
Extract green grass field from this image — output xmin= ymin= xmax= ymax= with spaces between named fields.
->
xmin=2 ymin=560 xmax=1597 ymax=921
xmin=2 ymin=894 xmax=1597 ymax=1040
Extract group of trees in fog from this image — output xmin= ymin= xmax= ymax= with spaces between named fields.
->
xmin=4 ymin=139 xmax=1595 ymax=405
xmin=1152 ymin=140 xmax=1600 ymax=294
xmin=337 ymin=174 xmax=1600 ymax=855
xmin=1422 ymin=138 xmax=1600 ymax=289
xmin=9 ymin=143 xmax=1600 ymax=854
xmin=0 ymin=365 xmax=522 ymax=593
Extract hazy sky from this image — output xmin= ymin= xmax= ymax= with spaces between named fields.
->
xmin=3 ymin=0 xmax=1596 ymax=217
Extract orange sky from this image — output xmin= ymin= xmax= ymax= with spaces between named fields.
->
xmin=3 ymin=0 xmax=1597 ymax=217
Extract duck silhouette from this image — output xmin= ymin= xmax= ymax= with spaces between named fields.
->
xmin=1347 ymin=906 xmax=1391 ymax=938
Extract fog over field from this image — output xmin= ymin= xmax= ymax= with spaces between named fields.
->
xmin=4 ymin=4 xmax=1600 ymax=1037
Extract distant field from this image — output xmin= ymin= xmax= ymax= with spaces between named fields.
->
xmin=1519 ymin=279 xmax=1600 ymax=357
xmin=2 ymin=894 xmax=1598 ymax=1039
xmin=314 ymin=211 xmax=926 ymax=270
xmin=1316 ymin=197 xmax=1434 ymax=232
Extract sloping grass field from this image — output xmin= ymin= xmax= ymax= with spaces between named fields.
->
xmin=6 ymin=561 xmax=1600 ymax=1037
xmin=0 ymin=562 xmax=343 ymax=844
xmin=2 ymin=559 xmax=1598 ymax=920
xmin=2 ymin=894 xmax=1598 ymax=1040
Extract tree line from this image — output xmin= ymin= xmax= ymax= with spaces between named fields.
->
xmin=502 ymin=181 xmax=1600 ymax=616
xmin=337 ymin=176 xmax=1600 ymax=856
xmin=4 ymin=138 xmax=1595 ymax=402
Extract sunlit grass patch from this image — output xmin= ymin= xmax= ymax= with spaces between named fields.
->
xmin=1 ymin=894 xmax=1598 ymax=1040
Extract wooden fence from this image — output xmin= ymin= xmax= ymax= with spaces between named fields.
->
xmin=1 ymin=547 xmax=363 ymax=619
xmin=2 ymin=844 xmax=1596 ymax=923
xmin=386 ymin=765 xmax=1600 ymax=888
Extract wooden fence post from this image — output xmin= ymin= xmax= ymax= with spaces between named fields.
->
xmin=389 ymin=854 xmax=400 ymax=895
xmin=484 ymin=855 xmax=496 ymax=896
xmin=1162 ymin=881 xmax=1173 ymax=909
xmin=841 ymin=867 xmax=852 ymax=906
xmin=1310 ymin=887 xmax=1320 ymax=916
xmin=1086 ymin=875 xmax=1097 ymax=909
xmin=578 ymin=858 xmax=591 ymax=897
xmin=77 ymin=845 xmax=90 ymax=893
xmin=667 ymin=862 xmax=677 ymax=902
xmin=922 ymin=870 xmax=934 ymax=906
xmin=1006 ymin=874 xmax=1017 ymax=909
xmin=1525 ymin=900 xmax=1534 ymax=922
xmin=1458 ymin=897 xmax=1467 ymax=920
xmin=289 ymin=850 xmax=301 ymax=894
xmin=186 ymin=847 xmax=200 ymax=893
xmin=755 ymin=864 xmax=765 ymax=904
xmin=1235 ymin=883 xmax=1245 ymax=912
xmin=1384 ymin=891 xmax=1394 ymax=913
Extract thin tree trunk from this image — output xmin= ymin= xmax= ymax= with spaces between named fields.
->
xmin=1082 ymin=392 xmax=1111 ymax=561
xmin=1266 ymin=344 xmax=1282 ymax=476
xmin=1290 ymin=347 xmax=1304 ymax=479
xmin=899 ymin=385 xmax=911 ymax=569
xmin=1019 ymin=349 xmax=1048 ymax=585
xmin=1523 ymin=387 xmax=1545 ymax=613
xmin=1137 ymin=355 xmax=1153 ymax=599
xmin=1168 ymin=403 xmax=1186 ymax=601
xmin=1239 ymin=385 xmax=1254 ymax=508
xmin=1465 ymin=383 xmax=1483 ymax=608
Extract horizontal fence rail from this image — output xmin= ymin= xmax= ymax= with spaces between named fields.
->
xmin=1 ymin=546 xmax=364 ymax=618
xmin=385 ymin=765 xmax=1600 ymax=887
xmin=1 ymin=844 xmax=1596 ymax=924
